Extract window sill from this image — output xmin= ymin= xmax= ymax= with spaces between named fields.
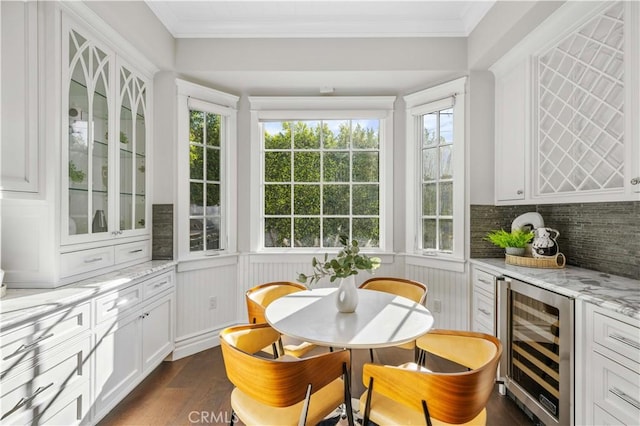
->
xmin=402 ymin=253 xmax=466 ymax=273
xmin=248 ymin=251 xmax=395 ymax=264
xmin=177 ymin=252 xmax=239 ymax=272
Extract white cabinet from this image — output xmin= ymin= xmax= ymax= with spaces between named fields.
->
xmin=93 ymin=270 xmax=175 ymax=423
xmin=1 ymin=2 xmax=156 ymax=288
xmin=470 ymin=266 xmax=499 ymax=335
xmin=491 ymin=1 xmax=640 ymax=205
xmin=578 ymin=302 xmax=639 ymax=426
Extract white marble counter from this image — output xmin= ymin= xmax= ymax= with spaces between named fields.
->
xmin=0 ymin=260 xmax=177 ymax=331
xmin=470 ymin=258 xmax=640 ymax=320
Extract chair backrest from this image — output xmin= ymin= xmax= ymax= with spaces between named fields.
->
xmin=246 ymin=281 xmax=307 ymax=324
xmin=220 ymin=323 xmax=350 ymax=408
xmin=362 ymin=329 xmax=502 ymax=424
xmin=359 ymin=277 xmax=428 ymax=305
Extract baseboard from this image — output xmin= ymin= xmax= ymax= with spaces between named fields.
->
xmin=170 ymin=321 xmax=238 ymax=360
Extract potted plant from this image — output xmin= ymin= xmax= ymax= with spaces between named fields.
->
xmin=298 ymin=234 xmax=381 ymax=313
xmin=484 ymin=229 xmax=534 ymax=256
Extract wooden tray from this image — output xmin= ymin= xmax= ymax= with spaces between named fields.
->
xmin=505 ymin=253 xmax=566 ymax=269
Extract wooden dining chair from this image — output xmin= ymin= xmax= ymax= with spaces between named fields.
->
xmin=358 ymin=277 xmax=428 ymax=362
xmin=359 ymin=329 xmax=502 ymax=426
xmin=220 ymin=323 xmax=354 ymax=426
xmin=245 ymin=281 xmax=318 ymax=358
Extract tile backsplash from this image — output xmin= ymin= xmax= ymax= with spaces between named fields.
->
xmin=152 ymin=204 xmax=174 ymax=260
xmin=470 ymin=201 xmax=639 ymax=280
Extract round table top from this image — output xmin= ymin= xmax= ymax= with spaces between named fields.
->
xmin=265 ymin=288 xmax=434 ymax=349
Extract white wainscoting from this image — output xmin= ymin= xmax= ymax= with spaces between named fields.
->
xmin=172 ymin=253 xmax=469 ymax=359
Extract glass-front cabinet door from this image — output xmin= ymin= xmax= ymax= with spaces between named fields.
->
xmin=65 ymin=26 xmax=113 ymax=243
xmin=117 ymin=65 xmax=147 ymax=233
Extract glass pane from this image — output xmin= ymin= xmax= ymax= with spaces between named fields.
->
xmin=352 ymin=119 xmax=379 ymax=149
xmin=190 ymin=218 xmax=204 ymax=251
xmin=206 ymin=183 xmax=220 ymax=212
xmin=293 ymin=121 xmax=320 ymax=149
xmin=440 ymin=145 xmax=453 ymax=179
xmin=293 ymin=185 xmax=320 ymax=215
xmin=69 ymin=190 xmax=88 ymax=235
xmin=206 ymin=147 xmax=220 ymax=181
xmin=352 ymin=218 xmax=379 ymax=247
xmin=423 ymin=113 xmax=438 ymax=147
xmin=120 ymin=193 xmax=132 ymax=230
xmin=322 ymin=120 xmax=349 ymax=149
xmin=206 ymin=113 xmax=220 ymax=146
xmin=135 ymin=195 xmax=145 ymax=229
xmin=440 ymin=181 xmax=453 ymax=215
xmin=352 ymin=184 xmax=378 ymax=216
xmin=352 ymin=152 xmax=379 ymax=182
xmin=323 ymin=218 xmax=350 ymax=246
xmin=294 ymin=152 xmax=320 ymax=182
xmin=205 ymin=217 xmax=220 ymax=249
xmin=440 ymin=109 xmax=453 ymax=145
xmin=120 ymin=149 xmax=133 ymax=230
xmin=323 ymin=152 xmax=350 ymax=182
xmin=91 ymin=195 xmax=108 ymax=234
xmin=422 ymin=148 xmax=438 ymax=181
xmin=422 ymin=183 xmax=437 ymax=215
xmin=265 ymin=152 xmax=290 ymax=182
xmin=265 ymin=218 xmax=291 ymax=247
xmin=323 ymin=185 xmax=350 ymax=215
xmin=190 ymin=182 xmax=203 ymax=215
xmin=190 ymin=110 xmax=204 ymax=144
xmin=264 ymin=121 xmax=291 ymax=149
xmin=136 ymin=99 xmax=145 ymax=155
xmin=422 ymin=219 xmax=436 ymax=249
xmin=294 ymin=218 xmax=320 ymax=247
xmin=440 ymin=219 xmax=453 ymax=251
xmin=190 ymin=145 xmax=204 ymax=180
xmin=135 ymin=158 xmax=145 ymax=197
xmin=264 ymin=184 xmax=291 ymax=215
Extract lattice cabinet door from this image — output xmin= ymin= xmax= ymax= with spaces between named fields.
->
xmin=533 ymin=1 xmax=639 ymax=201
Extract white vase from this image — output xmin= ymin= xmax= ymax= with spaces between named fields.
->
xmin=335 ymin=275 xmax=358 ymax=313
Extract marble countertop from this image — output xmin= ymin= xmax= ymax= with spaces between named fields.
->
xmin=470 ymin=258 xmax=640 ymax=320
xmin=0 ymin=260 xmax=177 ymax=332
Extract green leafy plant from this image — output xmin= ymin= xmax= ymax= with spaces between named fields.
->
xmin=69 ymin=161 xmax=85 ymax=183
xmin=484 ymin=229 xmax=534 ymax=248
xmin=297 ymin=234 xmax=381 ymax=287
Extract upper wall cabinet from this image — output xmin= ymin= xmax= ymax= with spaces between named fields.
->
xmin=1 ymin=3 xmax=157 ymax=288
xmin=492 ymin=1 xmax=639 ymax=205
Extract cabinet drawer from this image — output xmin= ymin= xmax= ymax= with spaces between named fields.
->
xmin=95 ymin=283 xmax=143 ymax=324
xmin=1 ymin=334 xmax=91 ymax=424
xmin=142 ymin=271 xmax=174 ymax=301
xmin=593 ymin=311 xmax=640 ymax=365
xmin=593 ymin=351 xmax=640 ymax=425
xmin=473 ymin=290 xmax=495 ymax=334
xmin=593 ymin=404 xmax=626 ymax=426
xmin=115 ymin=240 xmax=150 ymax=265
xmin=473 ymin=269 xmax=496 ymax=297
xmin=61 ymin=246 xmax=115 ymax=278
xmin=1 ymin=302 xmax=90 ymax=377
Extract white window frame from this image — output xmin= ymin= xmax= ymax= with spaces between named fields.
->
xmin=176 ymin=79 xmax=238 ymax=265
xmin=404 ymin=77 xmax=467 ymax=272
xmin=248 ymin=96 xmax=396 ymax=254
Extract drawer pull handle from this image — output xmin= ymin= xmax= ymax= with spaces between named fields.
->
xmin=609 ymin=333 xmax=640 ymax=350
xmin=611 ymin=387 xmax=640 ymax=410
xmin=478 ymin=308 xmax=491 ymax=316
xmin=129 ymin=249 xmax=143 ymax=253
xmin=1 ymin=382 xmax=55 ymax=419
xmin=478 ymin=278 xmax=491 ymax=285
xmin=107 ymin=298 xmax=129 ymax=312
xmin=84 ymin=257 xmax=103 ymax=263
xmin=3 ymin=333 xmax=55 ymax=360
xmin=153 ymin=280 xmax=169 ymax=289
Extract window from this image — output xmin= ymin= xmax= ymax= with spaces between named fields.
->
xmin=405 ymin=78 xmax=466 ymax=268
xmin=249 ymin=97 xmax=395 ymax=252
xmin=177 ymin=79 xmax=238 ymax=260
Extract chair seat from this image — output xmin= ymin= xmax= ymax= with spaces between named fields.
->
xmin=231 ymin=377 xmax=345 ymax=426
xmin=359 ymin=390 xmax=487 ymax=426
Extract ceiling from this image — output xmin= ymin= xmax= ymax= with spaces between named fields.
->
xmin=146 ymin=1 xmax=496 ymax=38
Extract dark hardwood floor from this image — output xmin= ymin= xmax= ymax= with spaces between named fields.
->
xmin=99 ymin=344 xmax=535 ymax=426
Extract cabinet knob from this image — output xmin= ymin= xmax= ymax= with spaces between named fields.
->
xmin=631 ymin=177 xmax=640 ymax=185
xmin=516 ymin=189 xmax=524 ymax=195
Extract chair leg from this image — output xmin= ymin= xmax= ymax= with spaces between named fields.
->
xmin=421 ymin=400 xmax=433 ymax=426
xmin=362 ymin=377 xmax=374 ymax=426
xmin=230 ymin=409 xmax=236 ymax=426
xmin=369 ymin=348 xmax=374 ymax=363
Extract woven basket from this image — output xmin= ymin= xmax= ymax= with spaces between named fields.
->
xmin=505 ymin=253 xmax=566 ymax=269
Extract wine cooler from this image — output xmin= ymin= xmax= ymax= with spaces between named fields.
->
xmin=499 ymin=278 xmax=574 ymax=425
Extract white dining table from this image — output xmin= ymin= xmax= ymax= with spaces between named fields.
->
xmin=265 ymin=287 xmax=435 ymax=350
